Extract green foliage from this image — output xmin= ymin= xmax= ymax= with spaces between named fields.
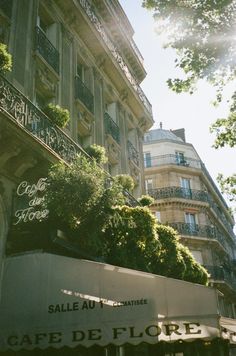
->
xmin=113 ymin=174 xmax=135 ymax=192
xmin=85 ymin=144 xmax=108 ymax=164
xmin=103 ymin=205 xmax=160 ymax=272
xmin=150 ymin=224 xmax=208 ymax=285
xmin=142 ymin=0 xmax=236 ymax=101
xmin=44 ymin=154 xmax=125 ymax=255
xmin=138 ymin=194 xmax=154 ymax=207
xmin=142 ymin=0 xmax=236 ymax=202
xmin=43 ymin=103 xmax=70 ymax=128
xmin=217 ymin=173 xmax=236 ymax=203
xmin=210 ymin=112 xmax=236 ymax=149
xmin=0 ymin=43 xmax=12 ymax=73
xmin=179 ymin=245 xmax=209 ymax=285
xmin=43 ymin=153 xmax=208 ymax=284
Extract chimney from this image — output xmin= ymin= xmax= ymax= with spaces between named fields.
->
xmin=171 ymin=128 xmax=186 ymax=142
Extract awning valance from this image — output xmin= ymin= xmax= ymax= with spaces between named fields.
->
xmin=0 ymin=253 xmax=221 ymax=351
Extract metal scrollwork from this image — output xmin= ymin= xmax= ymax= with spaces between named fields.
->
xmin=78 ymin=0 xmax=152 ymax=116
xmin=0 ymin=75 xmax=83 ymax=164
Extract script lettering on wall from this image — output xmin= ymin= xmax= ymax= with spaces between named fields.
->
xmin=14 ymin=178 xmax=49 ymax=225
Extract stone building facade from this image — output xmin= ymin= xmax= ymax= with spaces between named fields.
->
xmin=0 ymin=0 xmax=153 ymax=261
xmin=144 ymin=127 xmax=236 ymax=319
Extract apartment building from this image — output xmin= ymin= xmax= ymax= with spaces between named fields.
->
xmin=0 ymin=1 xmax=153 ymax=354
xmin=144 ymin=126 xmax=236 ymax=319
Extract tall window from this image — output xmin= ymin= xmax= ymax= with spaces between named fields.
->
xmin=189 ymin=250 xmax=203 ymax=264
xmin=175 ymin=151 xmax=185 ymax=165
xmin=181 ymin=177 xmax=191 ymax=198
xmin=145 ymin=178 xmax=153 ymax=192
xmin=155 ymin=211 xmax=161 ymax=222
xmin=144 ymin=152 xmax=151 ymax=168
xmin=185 ymin=212 xmax=197 ymax=233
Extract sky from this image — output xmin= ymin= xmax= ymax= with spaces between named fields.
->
xmin=119 ymin=0 xmax=235 ymax=210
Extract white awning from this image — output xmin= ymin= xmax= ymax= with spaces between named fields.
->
xmin=220 ymin=317 xmax=236 ymax=344
xmin=0 ymin=252 xmax=221 ymax=351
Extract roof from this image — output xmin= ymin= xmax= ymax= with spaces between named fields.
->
xmin=144 ymin=129 xmax=184 ymax=143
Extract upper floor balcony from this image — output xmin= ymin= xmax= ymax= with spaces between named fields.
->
xmin=148 ymin=186 xmax=235 ymax=242
xmin=0 ymin=0 xmax=13 ymax=18
xmin=75 ymin=75 xmax=94 ymax=114
xmin=169 ymin=222 xmax=229 ymax=252
xmin=0 ymin=74 xmax=139 ymax=208
xmin=0 ymin=74 xmax=84 ymax=163
xmin=104 ymin=112 xmax=120 ymax=145
xmin=144 ymin=154 xmax=229 ymax=210
xmin=35 ymin=26 xmax=59 ymax=74
xmin=127 ymin=140 xmax=139 ymax=167
xmin=204 ymin=265 xmax=236 ymax=295
xmin=76 ymin=0 xmax=153 ymax=119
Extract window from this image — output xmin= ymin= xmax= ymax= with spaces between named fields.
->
xmin=189 ymin=250 xmax=203 ymax=264
xmin=144 ymin=152 xmax=151 ymax=168
xmin=145 ymin=178 xmax=153 ymax=192
xmin=181 ymin=177 xmax=191 ymax=198
xmin=175 ymin=151 xmax=188 ymax=166
xmin=155 ymin=211 xmax=161 ymax=222
xmin=185 ymin=212 xmax=197 ymax=233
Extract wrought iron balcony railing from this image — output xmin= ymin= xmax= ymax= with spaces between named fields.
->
xmin=144 ymin=154 xmax=229 ymax=210
xmin=0 ymin=75 xmax=83 ymax=163
xmin=148 ymin=185 xmax=235 ymax=242
xmin=148 ymin=186 xmax=208 ymax=203
xmin=75 ymin=75 xmax=94 ymax=114
xmin=77 ymin=0 xmax=152 ymax=117
xmin=104 ymin=112 xmax=120 ymax=144
xmin=204 ymin=265 xmax=236 ymax=292
xmin=169 ymin=222 xmax=228 ymax=251
xmin=35 ymin=26 xmax=59 ymax=74
xmin=144 ymin=154 xmax=201 ymax=170
xmin=0 ymin=0 xmax=13 ymax=18
xmin=0 ymin=75 xmax=138 ymax=208
xmin=127 ymin=140 xmax=139 ymax=166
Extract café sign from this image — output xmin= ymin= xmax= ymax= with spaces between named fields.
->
xmin=14 ymin=178 xmax=49 ymax=225
xmin=0 ymin=253 xmax=221 ymax=351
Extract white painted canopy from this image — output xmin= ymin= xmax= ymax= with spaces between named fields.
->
xmin=0 ymin=252 xmax=222 ymax=351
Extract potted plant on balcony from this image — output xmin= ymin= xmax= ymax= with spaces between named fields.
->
xmin=43 ymin=103 xmax=70 ymax=128
xmin=0 ymin=43 xmax=12 ymax=73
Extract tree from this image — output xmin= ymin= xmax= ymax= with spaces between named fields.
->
xmin=142 ymin=0 xmax=236 ymax=200
xmin=43 ymin=151 xmax=208 ymax=284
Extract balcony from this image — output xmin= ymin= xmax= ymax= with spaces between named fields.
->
xmin=204 ymin=265 xmax=236 ymax=293
xmin=35 ymin=26 xmax=59 ymax=74
xmin=148 ymin=186 xmax=208 ymax=203
xmin=169 ymin=222 xmax=228 ymax=251
xmin=75 ymin=75 xmax=94 ymax=114
xmin=0 ymin=74 xmax=83 ymax=164
xmin=127 ymin=140 xmax=139 ymax=167
xmin=104 ymin=112 xmax=120 ymax=145
xmin=77 ymin=0 xmax=152 ymax=117
xmin=148 ymin=186 xmax=235 ymax=242
xmin=144 ymin=154 xmax=201 ymax=170
xmin=0 ymin=0 xmax=13 ymax=18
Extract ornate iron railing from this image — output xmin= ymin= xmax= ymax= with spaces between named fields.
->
xmin=35 ymin=26 xmax=59 ymax=74
xmin=75 ymin=75 xmax=94 ymax=114
xmin=148 ymin=186 xmax=208 ymax=202
xmin=0 ymin=75 xmax=83 ymax=163
xmin=204 ymin=265 xmax=236 ymax=292
xmin=169 ymin=222 xmax=228 ymax=250
xmin=127 ymin=140 xmax=139 ymax=166
xmin=144 ymin=154 xmax=202 ymax=170
xmin=130 ymin=39 xmax=144 ymax=65
xmin=104 ymin=112 xmax=120 ymax=144
xmin=78 ymin=0 xmax=152 ymax=117
xmin=0 ymin=0 xmax=13 ymax=18
xmin=148 ymin=185 xmax=235 ymax=241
